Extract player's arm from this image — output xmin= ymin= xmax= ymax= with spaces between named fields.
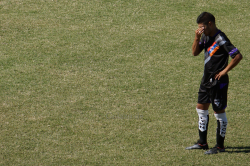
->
xmin=192 ymin=27 xmax=204 ymax=56
xmin=215 ymin=53 xmax=243 ymax=80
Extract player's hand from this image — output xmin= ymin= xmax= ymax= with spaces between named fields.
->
xmin=195 ymin=27 xmax=204 ymax=39
xmin=215 ymin=70 xmax=227 ymax=80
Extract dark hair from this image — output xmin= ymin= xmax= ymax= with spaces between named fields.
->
xmin=196 ymin=12 xmax=215 ymax=25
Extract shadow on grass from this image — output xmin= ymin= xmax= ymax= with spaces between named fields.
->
xmin=226 ymin=146 xmax=250 ymax=153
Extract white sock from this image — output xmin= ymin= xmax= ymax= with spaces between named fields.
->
xmin=214 ymin=113 xmax=227 ymax=137
xmin=196 ymin=108 xmax=209 ymax=132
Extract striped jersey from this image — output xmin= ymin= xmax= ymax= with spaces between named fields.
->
xmin=199 ymin=30 xmax=240 ymax=88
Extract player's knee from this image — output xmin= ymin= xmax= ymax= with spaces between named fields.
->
xmin=196 ymin=103 xmax=210 ymax=110
xmin=213 ymin=109 xmax=225 ymax=114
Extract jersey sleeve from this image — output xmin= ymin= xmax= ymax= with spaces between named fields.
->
xmin=198 ymin=34 xmax=205 ymax=51
xmin=221 ymin=35 xmax=240 ymax=59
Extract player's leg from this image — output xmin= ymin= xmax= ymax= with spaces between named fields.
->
xmin=215 ymin=111 xmax=227 ymax=149
xmin=196 ymin=103 xmax=210 ymax=146
xmin=205 ymin=110 xmax=227 ymax=154
xmin=205 ymin=80 xmax=228 ymax=154
xmin=186 ymin=84 xmax=210 ymax=150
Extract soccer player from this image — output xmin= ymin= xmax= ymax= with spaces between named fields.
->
xmin=186 ymin=12 xmax=243 ymax=154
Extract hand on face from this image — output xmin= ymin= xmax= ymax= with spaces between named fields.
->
xmin=195 ymin=27 xmax=204 ymax=38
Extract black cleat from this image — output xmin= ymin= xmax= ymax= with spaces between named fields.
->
xmin=186 ymin=141 xmax=209 ymax=150
xmin=204 ymin=146 xmax=225 ymax=155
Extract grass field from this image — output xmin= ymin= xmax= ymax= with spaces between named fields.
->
xmin=1 ymin=0 xmax=250 ymax=165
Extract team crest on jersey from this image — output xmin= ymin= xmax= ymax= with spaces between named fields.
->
xmin=214 ymin=99 xmax=220 ymax=107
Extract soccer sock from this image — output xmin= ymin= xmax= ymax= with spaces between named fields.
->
xmin=196 ymin=108 xmax=209 ymax=145
xmin=214 ymin=112 xmax=227 ymax=148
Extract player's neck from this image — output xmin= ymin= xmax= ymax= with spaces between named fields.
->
xmin=209 ymin=28 xmax=219 ymax=37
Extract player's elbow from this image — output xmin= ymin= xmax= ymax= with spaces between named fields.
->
xmin=192 ymin=48 xmax=201 ymax=56
xmin=238 ymin=53 xmax=243 ymax=60
xmin=236 ymin=53 xmax=243 ymax=61
xmin=192 ymin=51 xmax=199 ymax=56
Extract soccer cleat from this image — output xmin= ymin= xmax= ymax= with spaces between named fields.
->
xmin=204 ymin=146 xmax=225 ymax=155
xmin=186 ymin=141 xmax=209 ymax=150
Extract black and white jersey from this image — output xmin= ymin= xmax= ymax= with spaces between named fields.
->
xmin=199 ymin=30 xmax=240 ymax=88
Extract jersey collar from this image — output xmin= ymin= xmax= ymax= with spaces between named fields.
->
xmin=212 ymin=30 xmax=221 ymax=38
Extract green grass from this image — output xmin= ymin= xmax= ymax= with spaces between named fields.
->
xmin=1 ymin=0 xmax=250 ymax=165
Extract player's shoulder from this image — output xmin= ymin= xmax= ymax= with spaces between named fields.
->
xmin=215 ymin=30 xmax=229 ymax=46
xmin=217 ymin=30 xmax=227 ymax=38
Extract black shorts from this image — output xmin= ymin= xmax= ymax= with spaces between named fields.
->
xmin=198 ymin=80 xmax=229 ymax=112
